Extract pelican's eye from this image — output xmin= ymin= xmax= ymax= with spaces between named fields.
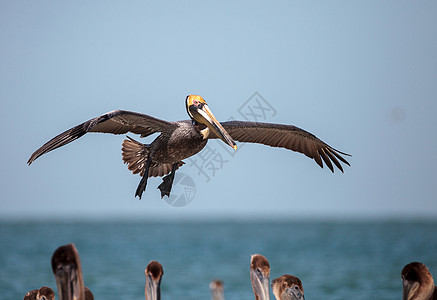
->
xmin=193 ymin=99 xmax=203 ymax=108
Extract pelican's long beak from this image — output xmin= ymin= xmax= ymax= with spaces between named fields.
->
xmin=402 ymin=279 xmax=418 ymax=300
xmin=283 ymin=287 xmax=305 ymax=300
xmin=145 ymin=274 xmax=161 ymax=300
xmin=54 ymin=264 xmax=82 ymax=300
xmin=145 ymin=260 xmax=163 ymax=300
xmin=187 ymin=95 xmax=237 ymax=150
xmin=250 ymin=268 xmax=270 ymax=300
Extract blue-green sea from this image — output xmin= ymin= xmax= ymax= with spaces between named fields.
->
xmin=1 ymin=221 xmax=436 ymax=299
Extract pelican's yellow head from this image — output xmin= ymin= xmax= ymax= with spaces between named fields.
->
xmin=185 ymin=95 xmax=237 ymax=151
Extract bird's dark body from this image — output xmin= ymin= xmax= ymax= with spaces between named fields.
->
xmin=150 ymin=120 xmax=207 ymax=164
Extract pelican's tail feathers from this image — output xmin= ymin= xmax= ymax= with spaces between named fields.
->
xmin=122 ymin=136 xmax=151 ymax=177
xmin=122 ymin=136 xmax=184 ymax=178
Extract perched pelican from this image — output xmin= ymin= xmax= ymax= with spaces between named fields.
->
xmin=250 ymin=254 xmax=271 ymax=300
xmin=271 ymin=275 xmax=305 ymax=300
xmin=210 ymin=279 xmax=225 ymax=300
xmin=51 ymin=243 xmax=92 ymax=300
xmin=23 ymin=286 xmax=55 ymax=300
xmin=24 ymin=245 xmax=93 ymax=300
xmin=145 ymin=260 xmax=164 ymax=300
xmin=28 ymin=95 xmax=350 ymax=199
xmin=402 ymin=262 xmax=437 ymax=300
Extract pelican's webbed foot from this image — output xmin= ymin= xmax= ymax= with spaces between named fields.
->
xmin=135 ymin=175 xmax=148 ymax=200
xmin=157 ymin=163 xmax=178 ymax=198
xmin=135 ymin=155 xmax=152 ymax=200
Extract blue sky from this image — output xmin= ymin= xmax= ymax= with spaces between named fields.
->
xmin=1 ymin=1 xmax=436 ymax=220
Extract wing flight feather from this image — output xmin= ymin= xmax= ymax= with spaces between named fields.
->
xmin=212 ymin=121 xmax=350 ymax=172
xmin=28 ymin=110 xmax=177 ymax=165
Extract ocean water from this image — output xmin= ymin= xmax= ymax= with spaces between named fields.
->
xmin=1 ymin=221 xmax=436 ymax=300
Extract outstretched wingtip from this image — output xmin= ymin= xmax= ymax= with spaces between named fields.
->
xmin=335 ymin=148 xmax=352 ymax=157
xmin=27 ymin=155 xmax=36 ymax=166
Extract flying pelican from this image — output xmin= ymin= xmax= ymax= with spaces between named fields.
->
xmin=145 ymin=260 xmax=164 ymax=300
xmin=51 ymin=243 xmax=93 ymax=300
xmin=210 ymin=280 xmax=225 ymax=300
xmin=27 ymin=95 xmax=350 ymax=199
xmin=250 ymin=254 xmax=271 ymax=300
xmin=402 ymin=262 xmax=437 ymax=300
xmin=271 ymin=275 xmax=305 ymax=300
xmin=23 ymin=286 xmax=55 ymax=300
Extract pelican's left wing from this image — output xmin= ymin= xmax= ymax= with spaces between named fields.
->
xmin=212 ymin=121 xmax=350 ymax=172
xmin=28 ymin=110 xmax=177 ymax=165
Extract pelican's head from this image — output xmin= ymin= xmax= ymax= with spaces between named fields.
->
xmin=271 ymin=275 xmax=305 ymax=300
xmin=51 ymin=243 xmax=85 ymax=300
xmin=145 ymin=260 xmax=164 ymax=300
xmin=210 ymin=280 xmax=225 ymax=300
xmin=186 ymin=95 xmax=237 ymax=150
xmin=250 ymin=254 xmax=271 ymax=300
xmin=401 ymin=262 xmax=435 ymax=300
xmin=37 ymin=287 xmax=55 ymax=300
xmin=24 ymin=287 xmax=55 ymax=300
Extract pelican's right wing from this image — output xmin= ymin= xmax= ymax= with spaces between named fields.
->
xmin=217 ymin=121 xmax=350 ymax=173
xmin=27 ymin=110 xmax=177 ymax=165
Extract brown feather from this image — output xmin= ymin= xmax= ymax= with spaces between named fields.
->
xmin=320 ymin=148 xmax=334 ymax=172
xmin=325 ymin=148 xmax=344 ymax=172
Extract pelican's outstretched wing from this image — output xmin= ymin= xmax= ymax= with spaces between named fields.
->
xmin=27 ymin=110 xmax=177 ymax=165
xmin=213 ymin=121 xmax=350 ymax=172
